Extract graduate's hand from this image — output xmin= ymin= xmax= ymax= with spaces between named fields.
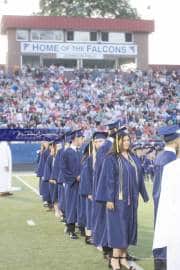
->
xmin=88 ymin=195 xmax=93 ymax=201
xmin=76 ymin=176 xmax=80 ymax=182
xmin=49 ymin=179 xmax=56 ymax=184
xmin=106 ymin=202 xmax=115 ymax=210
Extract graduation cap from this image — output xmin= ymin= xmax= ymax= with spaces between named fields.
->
xmin=132 ymin=142 xmax=143 ymax=151
xmin=64 ymin=130 xmax=72 ymax=143
xmin=154 ymin=141 xmax=165 ymax=151
xmin=53 ymin=133 xmax=65 ymax=144
xmin=113 ymin=126 xmax=129 ymax=153
xmin=144 ymin=142 xmax=153 ymax=149
xmin=157 ymin=125 xmax=180 ymax=142
xmin=105 ymin=119 xmax=120 ymax=130
xmin=71 ymin=129 xmax=84 ymax=140
xmin=92 ymin=131 xmax=108 ymax=140
xmin=113 ymin=126 xmax=128 ymax=137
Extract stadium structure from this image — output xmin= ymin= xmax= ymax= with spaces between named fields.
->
xmin=1 ymin=15 xmax=154 ymax=70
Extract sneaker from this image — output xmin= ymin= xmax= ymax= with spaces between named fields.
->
xmin=43 ymin=201 xmax=49 ymax=207
xmin=69 ymin=232 xmax=78 ymax=240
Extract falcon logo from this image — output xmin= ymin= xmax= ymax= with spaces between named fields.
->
xmin=23 ymin=43 xmax=30 ymax=51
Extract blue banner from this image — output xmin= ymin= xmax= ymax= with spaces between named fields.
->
xmin=0 ymin=128 xmax=62 ymax=141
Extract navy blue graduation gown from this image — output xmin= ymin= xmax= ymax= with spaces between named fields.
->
xmin=36 ymin=148 xmax=50 ymax=195
xmin=77 ymin=146 xmax=87 ymax=227
xmin=49 ymin=156 xmax=59 ymax=204
xmin=92 ymin=139 xmax=113 ymax=247
xmin=51 ymin=148 xmax=63 ymax=181
xmin=96 ymin=153 xmax=149 ymax=249
xmin=49 ymin=148 xmax=64 ymax=205
xmin=57 ymin=148 xmax=66 ymax=213
xmin=148 ymin=159 xmax=155 ymax=179
xmin=79 ymin=156 xmax=93 ymax=229
xmin=61 ymin=147 xmax=81 ymax=224
xmin=36 ymin=149 xmax=50 ymax=177
xmin=42 ymin=153 xmax=52 ymax=202
xmin=153 ymin=150 xmax=176 ymax=259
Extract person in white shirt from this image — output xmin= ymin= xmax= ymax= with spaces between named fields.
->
xmin=153 ymin=158 xmax=180 ymax=270
xmin=0 ymin=141 xmax=13 ymax=196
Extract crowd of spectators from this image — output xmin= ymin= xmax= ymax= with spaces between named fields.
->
xmin=0 ymin=65 xmax=179 ymax=141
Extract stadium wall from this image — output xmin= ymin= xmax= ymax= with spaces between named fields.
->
xmin=10 ymin=143 xmax=40 ymax=165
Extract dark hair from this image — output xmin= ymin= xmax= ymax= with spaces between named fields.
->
xmin=108 ymin=134 xmax=131 ymax=155
xmin=81 ymin=141 xmax=93 ymax=163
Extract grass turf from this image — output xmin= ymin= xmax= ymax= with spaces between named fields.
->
xmin=0 ymin=175 xmax=154 ymax=270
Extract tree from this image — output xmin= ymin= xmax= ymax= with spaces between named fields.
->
xmin=39 ymin=0 xmax=139 ymax=19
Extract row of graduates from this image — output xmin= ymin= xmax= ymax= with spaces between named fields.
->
xmin=36 ymin=122 xmax=149 ymax=270
xmin=133 ymin=141 xmax=165 ymax=182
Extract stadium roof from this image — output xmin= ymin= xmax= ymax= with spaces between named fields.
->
xmin=1 ymin=15 xmax=154 ymax=34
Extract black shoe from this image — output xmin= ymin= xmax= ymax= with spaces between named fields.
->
xmin=0 ymin=192 xmax=13 ymax=196
xmin=85 ymin=236 xmax=93 ymax=245
xmin=126 ymin=253 xmax=139 ymax=261
xmin=103 ymin=247 xmax=113 ymax=260
xmin=69 ymin=232 xmax=78 ymax=240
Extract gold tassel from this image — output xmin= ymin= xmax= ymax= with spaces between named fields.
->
xmin=92 ymin=141 xmax=96 ymax=168
xmin=119 ymin=191 xmax=123 ymax=200
xmin=117 ymin=157 xmax=123 ymax=200
xmin=116 ymin=134 xmax=119 ymax=154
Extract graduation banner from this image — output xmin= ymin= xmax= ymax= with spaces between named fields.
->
xmin=0 ymin=128 xmax=62 ymax=141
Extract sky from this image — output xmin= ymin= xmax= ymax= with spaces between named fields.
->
xmin=0 ymin=0 xmax=180 ymax=65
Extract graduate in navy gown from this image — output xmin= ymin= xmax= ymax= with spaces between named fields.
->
xmin=96 ymin=127 xmax=149 ymax=270
xmin=79 ymin=140 xmax=93 ymax=244
xmin=41 ymin=143 xmax=53 ymax=209
xmin=36 ymin=143 xmax=46 ymax=196
xmin=145 ymin=146 xmax=156 ymax=181
xmin=61 ymin=129 xmax=84 ymax=239
xmin=142 ymin=143 xmax=154 ymax=182
xmin=57 ymin=130 xmax=72 ymax=222
xmin=77 ymin=141 xmax=88 ymax=237
xmin=36 ymin=141 xmax=50 ymax=206
xmin=91 ymin=131 xmax=108 ymax=249
xmin=48 ymin=142 xmax=62 ymax=218
xmin=153 ymin=125 xmax=179 ymax=269
xmin=94 ymin=120 xmax=119 ymax=259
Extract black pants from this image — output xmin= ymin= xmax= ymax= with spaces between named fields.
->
xmin=66 ymin=223 xmax=75 ymax=233
xmin=154 ymin=259 xmax=166 ymax=270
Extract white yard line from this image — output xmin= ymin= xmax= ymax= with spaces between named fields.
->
xmin=14 ymin=175 xmax=39 ymax=196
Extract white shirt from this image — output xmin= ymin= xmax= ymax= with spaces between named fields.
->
xmin=153 ymin=159 xmax=180 ymax=270
xmin=164 ymin=146 xmax=176 ymax=154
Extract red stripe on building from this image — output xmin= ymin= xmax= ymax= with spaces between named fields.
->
xmin=1 ymin=15 xmax=154 ymax=34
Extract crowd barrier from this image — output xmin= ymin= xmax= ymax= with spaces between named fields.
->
xmin=10 ymin=143 xmax=40 ymax=164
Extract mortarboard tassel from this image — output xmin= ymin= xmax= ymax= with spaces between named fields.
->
xmin=116 ymin=134 xmax=119 ymax=154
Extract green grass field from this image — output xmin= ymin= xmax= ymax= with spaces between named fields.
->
xmin=0 ymin=175 xmax=154 ymax=270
